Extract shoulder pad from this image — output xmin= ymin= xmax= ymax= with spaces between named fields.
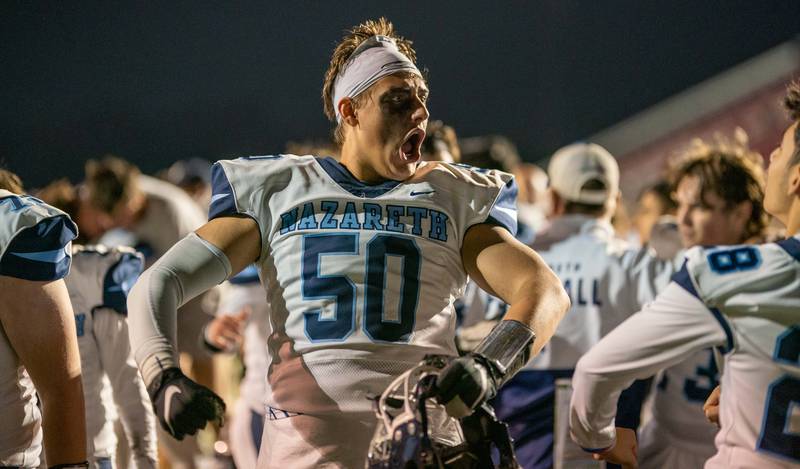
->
xmin=676 ymin=243 xmax=795 ymax=307
xmin=427 ymin=163 xmax=518 ymax=235
xmin=101 ymin=247 xmax=145 ymax=314
xmin=208 ymin=155 xmax=295 ymax=220
xmin=0 ymin=193 xmax=78 ymax=280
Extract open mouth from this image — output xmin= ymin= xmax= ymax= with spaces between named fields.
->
xmin=399 ymin=128 xmax=426 ymax=163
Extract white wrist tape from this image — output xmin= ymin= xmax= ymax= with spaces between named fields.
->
xmin=127 ymin=232 xmax=232 ymax=386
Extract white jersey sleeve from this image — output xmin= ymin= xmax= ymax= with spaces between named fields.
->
xmin=569 ymin=280 xmax=727 ymax=451
xmin=207 ymin=156 xmax=516 ymax=415
xmin=66 ymin=245 xmax=156 ymax=465
xmin=572 ymin=239 xmax=800 ymax=467
xmin=0 ymin=190 xmax=77 ymax=280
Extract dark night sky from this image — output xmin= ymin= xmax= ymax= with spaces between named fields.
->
xmin=2 ymin=1 xmax=799 ymax=187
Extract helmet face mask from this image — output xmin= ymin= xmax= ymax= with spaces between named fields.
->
xmin=366 ymin=355 xmax=520 ymax=469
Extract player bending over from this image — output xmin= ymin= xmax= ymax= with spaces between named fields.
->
xmin=568 ymin=81 xmax=800 ymax=468
xmin=127 ymin=18 xmax=569 ymax=468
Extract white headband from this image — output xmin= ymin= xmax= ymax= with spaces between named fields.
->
xmin=332 ymin=35 xmax=422 ymax=122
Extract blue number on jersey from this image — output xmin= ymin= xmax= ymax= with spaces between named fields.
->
xmin=707 ymin=246 xmax=761 ymax=274
xmin=75 ymin=313 xmax=86 ymax=337
xmin=364 ymin=234 xmax=420 ymax=342
xmin=302 ymin=233 xmax=420 ymax=343
xmin=682 ymin=349 xmax=720 ymax=402
xmin=757 ymin=325 xmax=800 ymax=462
xmin=302 ymin=234 xmax=359 ymax=342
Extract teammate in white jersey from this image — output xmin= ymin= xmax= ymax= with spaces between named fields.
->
xmin=569 ymin=81 xmax=800 ymax=468
xmin=127 ymin=18 xmax=569 ymax=468
xmin=631 ymin=135 xmax=769 ymax=468
xmin=0 ymin=176 xmax=87 ymax=468
xmin=460 ymin=144 xmax=676 ymax=469
xmin=65 ymin=245 xmax=157 ymax=468
xmin=204 ymin=265 xmax=269 ymax=469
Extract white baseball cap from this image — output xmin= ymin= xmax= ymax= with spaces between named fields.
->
xmin=547 ymin=142 xmax=619 ymax=204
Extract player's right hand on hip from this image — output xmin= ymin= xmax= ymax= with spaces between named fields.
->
xmin=435 ymin=355 xmax=497 ymax=419
xmin=147 ymin=367 xmax=226 ymax=440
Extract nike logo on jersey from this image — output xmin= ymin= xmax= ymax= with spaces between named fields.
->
xmin=210 ymin=193 xmax=230 ymax=204
xmin=164 ymin=385 xmax=183 ymax=434
xmin=409 ymin=190 xmax=435 ymax=196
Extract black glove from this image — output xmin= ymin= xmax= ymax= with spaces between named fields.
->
xmin=437 ymin=320 xmax=536 ymax=419
xmin=436 ymin=355 xmax=498 ymax=418
xmin=147 ymin=367 xmax=226 ymax=440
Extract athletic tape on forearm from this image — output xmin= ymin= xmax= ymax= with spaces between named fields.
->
xmin=473 ymin=319 xmax=535 ymax=388
xmin=128 ymin=233 xmax=232 ymax=386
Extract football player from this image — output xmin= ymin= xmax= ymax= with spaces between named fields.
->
xmin=0 ymin=174 xmax=88 ymax=468
xmin=82 ymin=156 xmax=215 ymax=467
xmin=461 ymin=144 xmax=676 ymax=469
xmin=569 ymin=81 xmax=800 ymax=468
xmin=633 ymin=135 xmax=768 ymax=468
xmin=127 ymin=17 xmax=569 ymax=468
xmin=65 ymin=245 xmax=158 ymax=468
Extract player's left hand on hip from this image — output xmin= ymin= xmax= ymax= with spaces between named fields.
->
xmin=435 ymin=355 xmax=497 ymax=418
xmin=592 ymin=427 xmax=638 ymax=469
xmin=147 ymin=367 xmax=226 ymax=440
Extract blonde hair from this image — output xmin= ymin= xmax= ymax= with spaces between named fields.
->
xmin=0 ymin=168 xmax=24 ymax=193
xmin=321 ymin=18 xmax=419 ymax=145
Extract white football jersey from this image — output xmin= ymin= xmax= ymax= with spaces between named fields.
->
xmin=530 ymin=216 xmax=676 ymax=370
xmin=570 ymin=237 xmax=800 ymax=468
xmin=0 ymin=190 xmax=77 ymax=466
xmin=131 ymin=175 xmax=207 ymax=261
xmin=65 ymin=245 xmax=157 ymax=467
xmin=209 ymin=155 xmax=517 ymax=416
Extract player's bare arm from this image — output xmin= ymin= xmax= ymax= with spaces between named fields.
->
xmin=436 ymin=223 xmax=570 ymax=418
xmin=195 ymin=215 xmax=262 ymax=273
xmin=461 ymin=223 xmax=569 ymax=356
xmin=0 ymin=277 xmax=87 ymax=467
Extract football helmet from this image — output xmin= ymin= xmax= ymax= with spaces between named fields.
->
xmin=366 ymin=355 xmax=520 ymax=469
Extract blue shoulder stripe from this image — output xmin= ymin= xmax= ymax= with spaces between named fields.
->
xmin=671 ymin=262 xmax=734 ymax=353
xmin=776 ymin=237 xmax=800 ymax=262
xmin=0 ymin=214 xmax=77 ymax=281
xmin=102 ymin=252 xmax=144 ymax=314
xmin=208 ymin=162 xmax=238 ymax=220
xmin=486 ymin=177 xmax=518 ymax=236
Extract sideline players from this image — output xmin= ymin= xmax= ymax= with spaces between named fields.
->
xmin=0 ymin=172 xmax=88 ymax=468
xmin=569 ymin=81 xmax=800 ymax=468
xmin=126 ymin=18 xmax=569 ymax=468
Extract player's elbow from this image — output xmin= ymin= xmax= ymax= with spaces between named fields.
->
xmin=574 ymin=351 xmax=606 ymax=383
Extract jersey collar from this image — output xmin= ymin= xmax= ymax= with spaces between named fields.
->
xmin=315 ymin=156 xmax=402 ymax=198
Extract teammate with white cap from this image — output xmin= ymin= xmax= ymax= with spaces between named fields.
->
xmin=480 ymin=143 xmax=675 ymax=469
